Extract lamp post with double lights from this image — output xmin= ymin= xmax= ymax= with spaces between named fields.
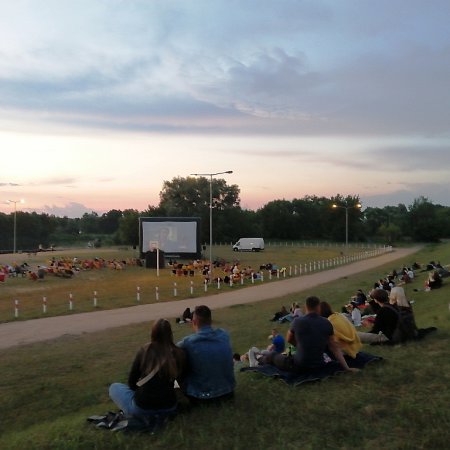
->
xmin=7 ymin=199 xmax=25 ymax=254
xmin=332 ymin=201 xmax=362 ymax=248
xmin=190 ymin=171 xmax=233 ymax=281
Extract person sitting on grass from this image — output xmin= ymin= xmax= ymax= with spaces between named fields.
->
xmin=357 ymin=289 xmax=398 ymax=344
xmin=109 ymin=319 xmax=186 ymax=420
xmin=389 ymin=286 xmax=413 ymax=310
xmin=319 ymin=301 xmax=362 ymax=359
xmin=177 ymin=305 xmax=235 ymax=404
xmin=270 ymin=305 xmax=288 ymax=322
xmin=426 ymin=270 xmax=442 ymax=290
xmin=247 ymin=328 xmax=286 ymax=367
xmin=262 ymin=296 xmax=358 ymax=374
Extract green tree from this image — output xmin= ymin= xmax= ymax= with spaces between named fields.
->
xmin=407 ymin=197 xmax=441 ymax=242
xmin=99 ymin=209 xmax=123 ymax=234
xmin=117 ymin=209 xmax=140 ymax=246
xmin=158 ymin=176 xmax=240 ymax=242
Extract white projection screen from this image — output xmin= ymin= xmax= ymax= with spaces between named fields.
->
xmin=139 ymin=217 xmax=201 ymax=259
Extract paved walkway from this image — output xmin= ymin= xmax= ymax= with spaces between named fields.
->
xmin=0 ymin=247 xmax=421 ymax=350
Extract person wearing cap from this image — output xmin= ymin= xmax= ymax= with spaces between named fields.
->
xmin=357 ymin=289 xmax=398 ymax=344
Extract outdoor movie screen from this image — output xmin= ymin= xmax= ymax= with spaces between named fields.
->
xmin=139 ymin=217 xmax=201 ymax=258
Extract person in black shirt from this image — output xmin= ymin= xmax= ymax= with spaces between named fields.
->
xmin=109 ymin=319 xmax=186 ymax=418
xmin=357 ymin=289 xmax=398 ymax=344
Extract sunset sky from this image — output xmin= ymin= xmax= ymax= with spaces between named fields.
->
xmin=1 ymin=1 xmax=449 ymax=217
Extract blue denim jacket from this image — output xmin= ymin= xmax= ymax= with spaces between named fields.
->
xmin=177 ymin=326 xmax=235 ymax=399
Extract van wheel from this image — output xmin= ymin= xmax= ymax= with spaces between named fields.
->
xmin=251 ymin=248 xmax=256 ymax=252
xmin=233 ymin=248 xmax=239 ymax=252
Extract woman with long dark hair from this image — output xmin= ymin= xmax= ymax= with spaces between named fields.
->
xmin=109 ymin=319 xmax=186 ymax=418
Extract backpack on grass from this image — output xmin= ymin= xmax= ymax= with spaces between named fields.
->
xmin=385 ymin=305 xmax=418 ymax=344
xmin=87 ymin=410 xmax=171 ymax=434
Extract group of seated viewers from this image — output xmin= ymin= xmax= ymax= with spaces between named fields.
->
xmin=0 ymin=256 xmax=144 ymax=281
xmin=168 ymin=259 xmax=280 ymax=284
xmin=108 ymin=259 xmax=445 ymax=424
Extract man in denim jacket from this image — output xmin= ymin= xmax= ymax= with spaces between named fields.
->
xmin=177 ymin=305 xmax=235 ymax=404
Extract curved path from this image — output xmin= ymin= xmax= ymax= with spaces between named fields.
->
xmin=0 ymin=247 xmax=421 ymax=350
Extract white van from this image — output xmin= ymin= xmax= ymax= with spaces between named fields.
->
xmin=232 ymin=238 xmax=265 ymax=252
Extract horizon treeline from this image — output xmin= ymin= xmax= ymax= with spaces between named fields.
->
xmin=1 ymin=177 xmax=449 ymax=251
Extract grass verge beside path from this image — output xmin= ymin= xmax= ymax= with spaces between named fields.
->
xmin=0 ymin=243 xmax=449 ymax=449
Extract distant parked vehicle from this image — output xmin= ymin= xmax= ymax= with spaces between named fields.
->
xmin=232 ymin=238 xmax=265 ymax=252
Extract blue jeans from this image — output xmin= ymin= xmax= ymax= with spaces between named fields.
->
xmin=109 ymin=383 xmax=177 ymax=418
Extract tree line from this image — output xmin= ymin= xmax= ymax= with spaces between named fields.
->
xmin=1 ymin=176 xmax=449 ymax=251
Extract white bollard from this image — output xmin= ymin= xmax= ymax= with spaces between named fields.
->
xmin=69 ymin=293 xmax=73 ymax=311
xmin=277 ymin=270 xmax=280 ymax=279
xmin=173 ymin=282 xmax=177 ymax=297
xmin=43 ymin=296 xmax=47 ymax=314
xmin=204 ymin=280 xmax=208 ymax=292
xmin=190 ymin=281 xmax=194 ymax=295
xmin=289 ymin=266 xmax=292 ymax=277
xmin=14 ymin=299 xmax=19 ymax=318
xmin=251 ymin=273 xmax=255 ymax=284
xmin=269 ymin=271 xmax=272 ymax=280
xmin=93 ymin=291 xmax=98 ymax=308
xmin=155 ymin=286 xmax=160 ymax=301
xmin=136 ymin=286 xmax=141 ymax=303
xmin=217 ymin=279 xmax=221 ymax=289
xmin=240 ymin=276 xmax=244 ymax=285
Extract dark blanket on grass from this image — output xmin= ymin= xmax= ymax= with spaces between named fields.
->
xmin=240 ymin=351 xmax=382 ymax=386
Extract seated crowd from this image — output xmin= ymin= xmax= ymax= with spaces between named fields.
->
xmin=101 ymin=258 xmax=444 ymax=429
xmin=0 ymin=256 xmax=144 ymax=282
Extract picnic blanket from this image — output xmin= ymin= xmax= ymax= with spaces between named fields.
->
xmin=240 ymin=351 xmax=382 ymax=386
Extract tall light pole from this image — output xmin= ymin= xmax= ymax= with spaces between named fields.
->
xmin=190 ymin=171 xmax=233 ymax=281
xmin=7 ymin=199 xmax=25 ymax=254
xmin=332 ymin=202 xmax=361 ymax=248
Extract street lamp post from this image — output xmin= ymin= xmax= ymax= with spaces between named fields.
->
xmin=7 ymin=199 xmax=25 ymax=254
xmin=332 ymin=202 xmax=361 ymax=248
xmin=190 ymin=171 xmax=233 ymax=281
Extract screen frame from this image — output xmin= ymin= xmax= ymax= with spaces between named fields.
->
xmin=139 ymin=217 xmax=202 ymax=260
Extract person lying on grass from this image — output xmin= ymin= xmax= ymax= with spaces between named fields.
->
xmin=259 ymin=296 xmax=359 ymax=374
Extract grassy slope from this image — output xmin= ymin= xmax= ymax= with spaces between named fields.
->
xmin=0 ymin=244 xmax=449 ymax=449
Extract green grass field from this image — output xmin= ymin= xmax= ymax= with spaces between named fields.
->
xmin=0 ymin=243 xmax=449 ymax=449
xmin=0 ymin=244 xmax=381 ymax=323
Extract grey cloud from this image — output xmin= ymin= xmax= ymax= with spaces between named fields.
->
xmin=0 ymin=1 xmax=449 ymax=137
xmin=0 ymin=182 xmax=20 ymax=186
xmin=29 ymin=177 xmax=78 ymax=186
xmin=363 ymin=182 xmax=450 ymax=208
xmin=34 ymin=202 xmax=96 ymax=218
